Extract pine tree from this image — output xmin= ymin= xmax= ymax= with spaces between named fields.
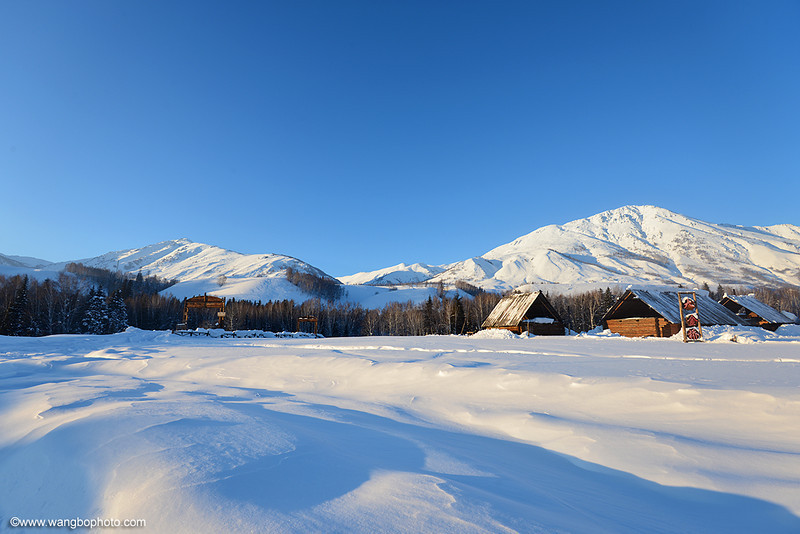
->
xmin=82 ymin=289 xmax=109 ymax=334
xmin=600 ymin=287 xmax=616 ymax=315
xmin=451 ymin=294 xmax=465 ymax=335
xmin=422 ymin=297 xmax=435 ymax=334
xmin=107 ymin=290 xmax=128 ymax=333
xmin=3 ymin=276 xmax=31 ymax=336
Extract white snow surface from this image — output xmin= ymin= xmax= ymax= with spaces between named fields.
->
xmin=2 ymin=329 xmax=800 ymax=532
xmin=0 ymin=265 xmax=67 ymax=283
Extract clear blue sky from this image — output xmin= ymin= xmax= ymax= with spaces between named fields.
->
xmin=2 ymin=1 xmax=799 ymax=276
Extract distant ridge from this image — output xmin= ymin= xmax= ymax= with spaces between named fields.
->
xmin=3 ymin=206 xmax=799 ymax=304
xmin=343 ymin=205 xmax=800 ymax=291
xmin=48 ymin=238 xmax=336 ymax=283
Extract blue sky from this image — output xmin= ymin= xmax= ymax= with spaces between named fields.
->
xmin=2 ymin=1 xmax=799 ymax=276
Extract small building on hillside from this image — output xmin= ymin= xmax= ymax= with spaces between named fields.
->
xmin=481 ymin=292 xmax=565 ymax=336
xmin=719 ymin=294 xmax=793 ymax=331
xmin=602 ymin=289 xmax=743 ymax=338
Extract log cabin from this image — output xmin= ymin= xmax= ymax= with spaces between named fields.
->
xmin=719 ymin=294 xmax=794 ymax=331
xmin=602 ymin=289 xmax=743 ymax=338
xmin=481 ymin=291 xmax=565 ymax=335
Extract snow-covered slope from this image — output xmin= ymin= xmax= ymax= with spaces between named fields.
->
xmin=0 ymin=254 xmax=64 ymax=282
xmin=0 ymin=253 xmax=51 ymax=269
xmin=338 ymin=262 xmax=447 ymax=286
xmin=42 ymin=238 xmax=352 ymax=304
xmin=353 ymin=206 xmax=800 ymax=291
xmin=4 ymin=206 xmax=799 ymax=304
xmin=1 ymin=240 xmax=468 ymax=308
xmin=50 ymin=238 xmax=335 ymax=283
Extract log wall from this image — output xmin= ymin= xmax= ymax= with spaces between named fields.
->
xmin=606 ymin=317 xmax=681 ymax=338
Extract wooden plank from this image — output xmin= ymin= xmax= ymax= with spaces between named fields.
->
xmin=607 ymin=318 xmax=660 ymax=337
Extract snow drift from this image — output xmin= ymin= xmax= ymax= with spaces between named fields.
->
xmin=1 ymin=329 xmax=799 ymax=532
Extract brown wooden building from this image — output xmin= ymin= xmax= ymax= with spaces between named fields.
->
xmin=481 ymin=292 xmax=565 ymax=335
xmin=180 ymin=294 xmax=226 ymax=329
xmin=602 ymin=289 xmax=743 ymax=338
xmin=719 ymin=294 xmax=793 ymax=331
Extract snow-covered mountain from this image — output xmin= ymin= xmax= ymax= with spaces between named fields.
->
xmin=49 ymin=238 xmax=335 ymax=283
xmin=339 ymin=262 xmax=447 ymax=286
xmin=43 ymin=238 xmax=341 ymax=303
xmin=1 ymin=239 xmax=467 ymax=307
xmin=0 ymin=253 xmax=51 ymax=269
xmin=348 ymin=206 xmax=800 ymax=291
xmin=4 ymin=206 xmax=799 ymax=303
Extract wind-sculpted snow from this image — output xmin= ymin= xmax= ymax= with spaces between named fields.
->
xmin=1 ymin=329 xmax=799 ymax=532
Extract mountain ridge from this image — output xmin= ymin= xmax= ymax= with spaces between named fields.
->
xmin=348 ymin=205 xmax=800 ymax=291
xmin=47 ymin=238 xmax=337 ymax=283
xmin=3 ymin=206 xmax=799 ymax=303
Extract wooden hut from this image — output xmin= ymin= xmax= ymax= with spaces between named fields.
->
xmin=180 ymin=294 xmax=226 ymax=329
xmin=602 ymin=289 xmax=742 ymax=338
xmin=719 ymin=294 xmax=793 ymax=331
xmin=481 ymin=292 xmax=565 ymax=335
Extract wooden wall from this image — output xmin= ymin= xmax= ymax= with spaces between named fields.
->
xmin=606 ymin=317 xmax=681 ymax=338
xmin=526 ymin=322 xmax=566 ymax=336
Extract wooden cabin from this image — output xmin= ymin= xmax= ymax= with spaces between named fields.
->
xmin=602 ymin=289 xmax=742 ymax=338
xmin=180 ymin=294 xmax=226 ymax=329
xmin=719 ymin=294 xmax=793 ymax=331
xmin=481 ymin=292 xmax=565 ymax=335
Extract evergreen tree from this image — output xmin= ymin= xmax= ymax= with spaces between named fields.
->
xmin=3 ymin=276 xmax=31 ymax=336
xmin=451 ymin=294 xmax=466 ymax=335
xmin=600 ymin=287 xmax=616 ymax=315
xmin=82 ymin=289 xmax=109 ymax=334
xmin=422 ymin=297 xmax=435 ymax=334
xmin=715 ymin=285 xmax=724 ymax=301
xmin=107 ymin=290 xmax=128 ymax=333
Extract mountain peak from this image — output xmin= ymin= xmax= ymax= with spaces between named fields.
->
xmin=47 ymin=238 xmax=335 ymax=284
xmin=350 ymin=205 xmax=800 ymax=291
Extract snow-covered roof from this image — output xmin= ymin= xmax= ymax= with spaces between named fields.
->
xmin=720 ymin=295 xmax=792 ymax=324
xmin=604 ymin=289 xmax=743 ymax=326
xmin=481 ymin=292 xmax=561 ymax=328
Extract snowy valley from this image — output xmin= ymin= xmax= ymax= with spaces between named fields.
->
xmin=2 ymin=205 xmax=800 ymax=532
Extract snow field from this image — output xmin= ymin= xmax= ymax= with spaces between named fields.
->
xmin=1 ymin=328 xmax=799 ymax=532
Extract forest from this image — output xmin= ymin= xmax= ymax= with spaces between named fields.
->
xmin=1 ymin=264 xmax=798 ymax=338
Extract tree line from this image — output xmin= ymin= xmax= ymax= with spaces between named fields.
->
xmin=1 ymin=264 xmax=797 ymax=338
xmin=0 ymin=266 xmax=181 ymax=336
xmin=221 ymin=291 xmax=503 ymax=336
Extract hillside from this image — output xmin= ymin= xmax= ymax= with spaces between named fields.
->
xmin=45 ymin=238 xmax=345 ymax=303
xmin=49 ymin=238 xmax=335 ymax=282
xmin=4 ymin=207 xmax=799 ymax=305
xmin=350 ymin=206 xmax=800 ymax=292
xmin=338 ymin=262 xmax=447 ymax=286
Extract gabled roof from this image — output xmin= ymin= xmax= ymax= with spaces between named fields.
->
xmin=603 ymin=289 xmax=743 ymax=326
xmin=720 ymin=295 xmax=792 ymax=324
xmin=482 ymin=292 xmax=561 ymax=329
